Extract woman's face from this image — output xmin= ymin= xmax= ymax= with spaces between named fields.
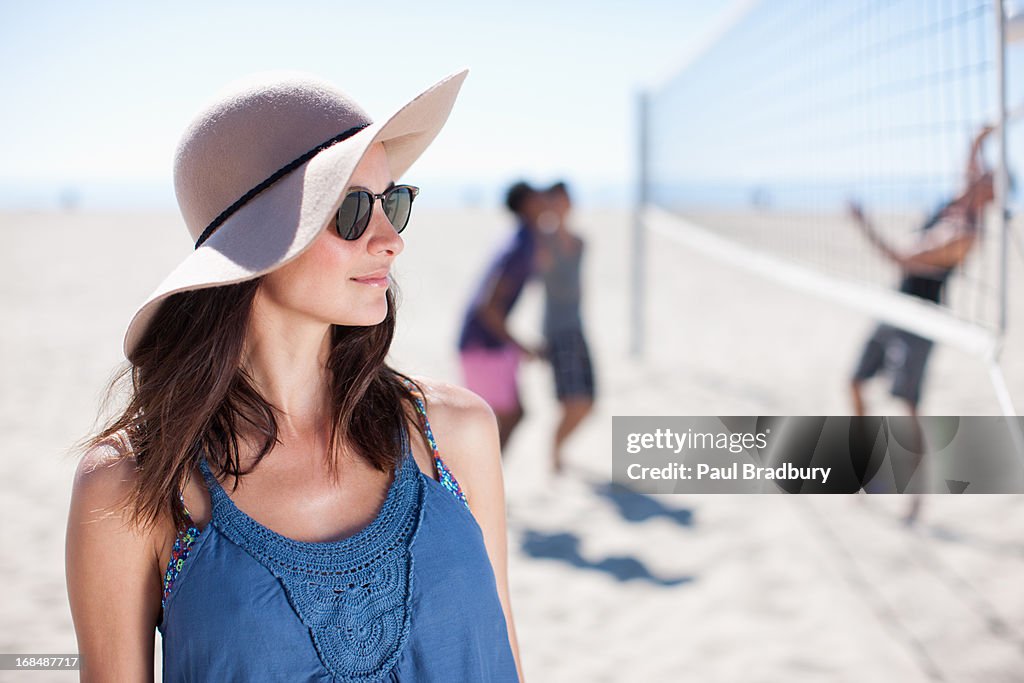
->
xmin=256 ymin=142 xmax=405 ymax=327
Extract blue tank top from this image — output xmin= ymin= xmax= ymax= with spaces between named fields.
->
xmin=157 ymin=401 xmax=518 ymax=682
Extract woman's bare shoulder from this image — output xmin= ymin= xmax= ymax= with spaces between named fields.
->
xmin=413 ymin=376 xmax=491 ymax=412
xmin=67 ymin=438 xmax=165 ymax=679
xmin=68 ymin=436 xmax=168 ymax=555
xmin=407 ymin=377 xmax=501 ymax=496
xmin=72 ymin=438 xmax=139 ymax=510
xmin=412 ymin=377 xmax=496 ymax=436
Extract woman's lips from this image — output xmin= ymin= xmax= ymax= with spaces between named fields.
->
xmin=351 ymin=271 xmax=389 ymax=287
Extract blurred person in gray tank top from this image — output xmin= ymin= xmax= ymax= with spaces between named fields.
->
xmin=536 ymin=181 xmax=595 ymax=474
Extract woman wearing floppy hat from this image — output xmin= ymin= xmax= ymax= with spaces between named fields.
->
xmin=65 ymin=70 xmax=522 ymax=681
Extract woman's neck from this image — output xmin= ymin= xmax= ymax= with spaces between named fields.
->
xmin=242 ymin=304 xmax=334 ymax=438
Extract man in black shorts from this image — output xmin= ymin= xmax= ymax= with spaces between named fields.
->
xmin=849 ymin=124 xmax=996 ymax=417
xmin=848 ymin=125 xmax=997 ymax=521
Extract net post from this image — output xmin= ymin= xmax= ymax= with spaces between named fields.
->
xmin=988 ymin=0 xmax=1021 ymax=435
xmin=631 ymin=90 xmax=649 ymax=358
xmin=987 ymin=355 xmax=1024 ymax=459
xmin=995 ymin=0 xmax=1010 ymax=337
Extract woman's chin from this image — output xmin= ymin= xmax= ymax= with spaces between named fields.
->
xmin=334 ymin=304 xmax=388 ymax=328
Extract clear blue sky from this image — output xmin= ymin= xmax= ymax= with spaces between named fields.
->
xmin=0 ymin=0 xmax=731 ymax=208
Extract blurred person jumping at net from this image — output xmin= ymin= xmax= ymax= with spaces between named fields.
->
xmin=848 ymin=124 xmax=995 ymax=418
xmin=536 ymin=181 xmax=595 ymax=474
xmin=847 ymin=124 xmax=995 ymax=522
xmin=458 ymin=181 xmax=545 ymax=449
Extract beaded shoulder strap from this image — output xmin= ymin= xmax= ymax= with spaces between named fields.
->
xmin=163 ymin=491 xmax=201 ymax=611
xmin=162 ymin=446 xmax=209 ymax=613
xmin=403 ymin=380 xmax=469 ymax=508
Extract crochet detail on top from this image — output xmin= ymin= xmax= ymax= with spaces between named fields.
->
xmin=197 ymin=428 xmax=423 ymax=682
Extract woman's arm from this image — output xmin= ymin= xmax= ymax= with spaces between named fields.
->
xmin=65 ymin=444 xmax=164 ymax=682
xmin=416 ymin=382 xmax=525 ymax=681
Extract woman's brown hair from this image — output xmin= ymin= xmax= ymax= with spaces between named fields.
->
xmin=82 ymin=278 xmax=423 ymax=533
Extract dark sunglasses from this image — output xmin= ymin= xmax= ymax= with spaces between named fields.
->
xmin=335 ymin=184 xmax=419 ymax=240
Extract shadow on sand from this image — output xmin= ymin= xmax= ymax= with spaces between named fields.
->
xmin=520 ymin=530 xmax=693 ymax=586
xmin=593 ymin=482 xmax=695 ymax=527
xmin=519 ymin=484 xmax=695 ymax=585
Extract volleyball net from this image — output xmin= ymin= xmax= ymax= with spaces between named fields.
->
xmin=633 ymin=0 xmax=1023 ymax=411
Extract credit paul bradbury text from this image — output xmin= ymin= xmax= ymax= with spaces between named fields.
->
xmin=627 ymin=462 xmax=832 ymax=484
xmin=612 ymin=416 xmax=1024 ymax=494
xmin=625 ymin=427 xmax=830 ymax=485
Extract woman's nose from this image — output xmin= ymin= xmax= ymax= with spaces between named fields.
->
xmin=365 ymin=206 xmax=405 ymax=256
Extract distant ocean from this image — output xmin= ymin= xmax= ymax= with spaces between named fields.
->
xmin=0 ymin=179 xmax=634 ymax=212
xmin=2 ymin=177 xmax=1018 ymax=214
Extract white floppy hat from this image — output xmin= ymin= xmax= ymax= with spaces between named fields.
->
xmin=122 ymin=69 xmax=468 ymax=362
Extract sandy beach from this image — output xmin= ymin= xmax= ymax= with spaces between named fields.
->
xmin=2 ymin=206 xmax=1024 ymax=682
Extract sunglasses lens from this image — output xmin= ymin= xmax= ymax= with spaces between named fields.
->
xmin=337 ymin=190 xmax=372 ymax=240
xmin=383 ymin=186 xmax=416 ymax=233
